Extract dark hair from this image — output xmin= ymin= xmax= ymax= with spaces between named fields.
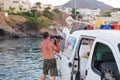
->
xmin=42 ymin=32 xmax=49 ymax=39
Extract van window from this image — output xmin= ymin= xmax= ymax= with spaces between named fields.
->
xmin=63 ymin=36 xmax=77 ymax=59
xmin=92 ymin=42 xmax=120 ymax=80
xmin=79 ymin=38 xmax=94 ymax=58
xmin=79 ymin=38 xmax=94 ymax=79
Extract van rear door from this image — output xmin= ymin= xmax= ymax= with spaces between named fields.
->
xmin=71 ymin=36 xmax=95 ymax=80
xmin=61 ymin=34 xmax=78 ymax=80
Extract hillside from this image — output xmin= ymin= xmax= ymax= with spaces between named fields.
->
xmin=52 ymin=14 xmax=68 ymax=27
xmin=0 ymin=12 xmax=29 ymax=38
xmin=63 ymin=0 xmax=113 ymax=10
xmin=0 ymin=12 xmax=68 ymax=38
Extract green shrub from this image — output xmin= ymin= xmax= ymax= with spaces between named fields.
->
xmin=104 ymin=12 xmax=111 ymax=17
xmin=37 ymin=16 xmax=50 ymax=29
xmin=25 ymin=16 xmax=50 ymax=30
xmin=25 ymin=17 xmax=38 ymax=30
xmin=52 ymin=8 xmax=62 ymax=14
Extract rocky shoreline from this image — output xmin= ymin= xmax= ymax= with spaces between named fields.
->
xmin=0 ymin=13 xmax=43 ymax=39
xmin=0 ymin=26 xmax=43 ymax=39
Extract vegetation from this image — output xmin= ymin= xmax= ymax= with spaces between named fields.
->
xmin=19 ymin=6 xmax=23 ymax=12
xmin=35 ymin=2 xmax=41 ymax=8
xmin=71 ymin=8 xmax=80 ymax=20
xmin=24 ymin=11 xmax=50 ymax=31
xmin=104 ymin=12 xmax=111 ymax=17
xmin=9 ymin=6 xmax=15 ymax=14
xmin=52 ymin=8 xmax=62 ymax=14
xmin=25 ymin=16 xmax=50 ymax=30
xmin=71 ymin=8 xmax=80 ymax=15
xmin=37 ymin=16 xmax=50 ymax=28
xmin=33 ymin=2 xmax=41 ymax=17
xmin=43 ymin=7 xmax=53 ymax=20
xmin=0 ymin=7 xmax=2 ymax=11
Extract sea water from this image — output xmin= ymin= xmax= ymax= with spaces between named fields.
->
xmin=0 ymin=38 xmax=61 ymax=80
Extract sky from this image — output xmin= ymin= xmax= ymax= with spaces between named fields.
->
xmin=29 ymin=0 xmax=120 ymax=8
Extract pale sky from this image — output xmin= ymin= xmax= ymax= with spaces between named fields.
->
xmin=30 ymin=0 xmax=120 ymax=8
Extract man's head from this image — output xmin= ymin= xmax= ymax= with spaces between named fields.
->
xmin=42 ymin=32 xmax=50 ymax=39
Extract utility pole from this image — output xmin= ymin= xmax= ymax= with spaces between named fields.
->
xmin=75 ymin=0 xmax=77 ymax=20
xmin=75 ymin=0 xmax=76 ymax=15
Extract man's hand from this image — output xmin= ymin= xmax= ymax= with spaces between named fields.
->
xmin=55 ymin=38 xmax=60 ymax=42
xmin=54 ymin=38 xmax=60 ymax=53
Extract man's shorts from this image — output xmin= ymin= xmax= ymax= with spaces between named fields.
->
xmin=43 ymin=58 xmax=58 ymax=76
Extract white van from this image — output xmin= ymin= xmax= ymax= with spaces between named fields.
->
xmin=60 ymin=30 xmax=120 ymax=80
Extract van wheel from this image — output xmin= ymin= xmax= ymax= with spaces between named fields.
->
xmin=80 ymin=78 xmax=84 ymax=80
xmin=71 ymin=75 xmax=83 ymax=80
xmin=71 ymin=75 xmax=73 ymax=80
xmin=75 ymin=71 xmax=80 ymax=80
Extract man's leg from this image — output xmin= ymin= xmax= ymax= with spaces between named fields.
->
xmin=50 ymin=76 xmax=55 ymax=80
xmin=42 ymin=59 xmax=49 ymax=80
xmin=50 ymin=59 xmax=57 ymax=80
xmin=41 ymin=74 xmax=46 ymax=80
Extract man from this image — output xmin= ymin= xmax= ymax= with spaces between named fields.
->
xmin=40 ymin=32 xmax=60 ymax=80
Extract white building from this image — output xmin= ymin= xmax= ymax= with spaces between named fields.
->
xmin=54 ymin=6 xmax=64 ymax=12
xmin=77 ymin=8 xmax=100 ymax=16
xmin=76 ymin=8 xmax=101 ymax=21
xmin=0 ymin=0 xmax=30 ymax=12
xmin=55 ymin=6 xmax=72 ymax=14
xmin=32 ymin=2 xmax=54 ymax=12
xmin=96 ymin=17 xmax=120 ymax=24
xmin=20 ymin=0 xmax=31 ymax=12
xmin=43 ymin=4 xmax=54 ymax=10
xmin=62 ymin=7 xmax=72 ymax=14
xmin=111 ymin=11 xmax=120 ymax=17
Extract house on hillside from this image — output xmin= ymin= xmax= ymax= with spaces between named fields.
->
xmin=0 ymin=0 xmax=30 ymax=12
xmin=111 ymin=11 xmax=120 ymax=17
xmin=55 ymin=6 xmax=72 ymax=14
xmin=31 ymin=3 xmax=54 ymax=12
xmin=42 ymin=4 xmax=54 ymax=11
xmin=94 ymin=11 xmax=120 ymax=24
xmin=77 ymin=8 xmax=101 ymax=20
xmin=79 ymin=8 xmax=100 ymax=16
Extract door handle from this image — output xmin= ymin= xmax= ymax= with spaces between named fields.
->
xmin=85 ymin=70 xmax=88 ymax=76
xmin=69 ymin=62 xmax=72 ymax=67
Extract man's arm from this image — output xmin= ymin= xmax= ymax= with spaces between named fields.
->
xmin=51 ymin=39 xmax=60 ymax=53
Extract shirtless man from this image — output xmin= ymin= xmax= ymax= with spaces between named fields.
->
xmin=40 ymin=32 xmax=60 ymax=80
